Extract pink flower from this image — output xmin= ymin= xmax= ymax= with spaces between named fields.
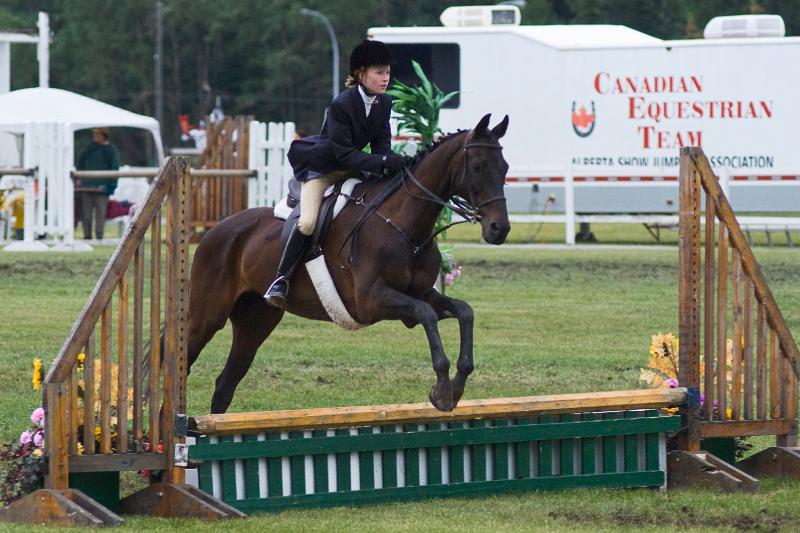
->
xmin=20 ymin=430 xmax=32 ymax=445
xmin=445 ymin=273 xmax=454 ymax=287
xmin=33 ymin=431 xmax=43 ymax=448
xmin=665 ymin=378 xmax=679 ymax=389
xmin=31 ymin=407 xmax=45 ymax=426
xmin=453 ymin=267 xmax=462 ymax=279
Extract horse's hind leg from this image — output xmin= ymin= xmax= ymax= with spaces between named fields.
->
xmin=210 ymin=292 xmax=284 ymax=414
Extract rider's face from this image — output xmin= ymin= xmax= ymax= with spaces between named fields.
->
xmin=362 ymin=65 xmax=391 ymax=94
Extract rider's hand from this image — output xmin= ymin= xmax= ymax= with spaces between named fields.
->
xmin=381 ymin=153 xmax=411 ymax=173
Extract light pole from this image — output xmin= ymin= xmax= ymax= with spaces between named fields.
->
xmin=300 ymin=8 xmax=339 ymax=100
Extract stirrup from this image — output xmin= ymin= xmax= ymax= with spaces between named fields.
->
xmin=264 ymin=276 xmax=289 ymax=309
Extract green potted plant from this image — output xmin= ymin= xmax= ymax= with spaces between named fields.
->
xmin=388 ymin=61 xmax=460 ymax=292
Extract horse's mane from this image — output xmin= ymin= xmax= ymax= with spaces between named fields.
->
xmin=410 ymin=129 xmax=468 ymax=166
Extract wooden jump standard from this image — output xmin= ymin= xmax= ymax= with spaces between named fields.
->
xmin=0 ymin=148 xmax=798 ymax=526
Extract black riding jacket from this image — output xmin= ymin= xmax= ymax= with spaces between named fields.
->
xmin=287 ymin=86 xmax=392 ymax=181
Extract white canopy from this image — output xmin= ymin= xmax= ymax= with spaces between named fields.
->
xmin=0 ymin=88 xmax=164 ymax=250
xmin=0 ymin=87 xmax=161 ymax=136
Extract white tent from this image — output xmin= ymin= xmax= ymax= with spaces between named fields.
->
xmin=0 ymin=88 xmax=163 ymax=251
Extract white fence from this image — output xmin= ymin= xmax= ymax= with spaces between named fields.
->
xmin=505 ymin=167 xmax=800 ymax=244
xmin=3 ymin=122 xmax=75 ymax=251
xmin=248 ymin=121 xmax=295 ymax=208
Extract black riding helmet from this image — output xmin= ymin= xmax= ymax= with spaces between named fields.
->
xmin=349 ymin=39 xmax=393 ymax=75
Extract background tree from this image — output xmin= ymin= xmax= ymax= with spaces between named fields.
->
xmin=2 ymin=0 xmax=798 ymax=148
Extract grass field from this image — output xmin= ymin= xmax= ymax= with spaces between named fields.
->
xmin=1 ymin=235 xmax=800 ymax=531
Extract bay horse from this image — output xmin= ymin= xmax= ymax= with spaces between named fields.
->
xmin=187 ymin=113 xmax=511 ymax=413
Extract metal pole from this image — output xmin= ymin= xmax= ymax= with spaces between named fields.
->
xmin=154 ymin=0 xmax=164 ymax=133
xmin=300 ymin=9 xmax=340 ymax=99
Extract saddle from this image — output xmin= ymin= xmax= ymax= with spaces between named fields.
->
xmin=273 ymin=177 xmax=367 ymax=330
xmin=275 ymin=177 xmax=363 ymax=255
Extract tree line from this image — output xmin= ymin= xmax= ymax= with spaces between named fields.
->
xmin=1 ymin=0 xmax=797 ymax=147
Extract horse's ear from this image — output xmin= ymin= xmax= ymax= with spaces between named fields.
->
xmin=474 ymin=114 xmax=491 ymax=135
xmin=491 ymin=115 xmax=509 ymax=139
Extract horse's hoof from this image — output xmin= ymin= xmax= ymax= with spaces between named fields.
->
xmin=429 ymin=389 xmax=454 ymax=412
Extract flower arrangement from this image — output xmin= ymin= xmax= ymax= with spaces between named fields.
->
xmin=640 ymin=332 xmax=735 ymax=418
xmin=640 ymin=332 xmax=752 ymax=458
xmin=2 ymin=353 xmax=158 ymax=503
xmin=0 ymin=408 xmax=46 ymax=505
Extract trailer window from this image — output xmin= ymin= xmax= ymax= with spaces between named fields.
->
xmin=387 ymin=43 xmax=460 ymax=108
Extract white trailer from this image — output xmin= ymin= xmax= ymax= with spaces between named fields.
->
xmin=369 ymin=8 xmax=800 ymax=234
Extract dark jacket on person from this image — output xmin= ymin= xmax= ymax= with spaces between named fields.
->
xmin=288 ymin=86 xmax=392 ymax=181
xmin=77 ymin=141 xmax=121 ymax=195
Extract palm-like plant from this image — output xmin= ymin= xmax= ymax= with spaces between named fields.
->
xmin=387 ymin=60 xmax=458 ymax=147
xmin=388 ymin=61 xmax=460 ymax=292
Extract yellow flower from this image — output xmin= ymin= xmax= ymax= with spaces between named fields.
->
xmin=32 ymin=358 xmax=43 ymax=391
xmin=32 ymin=448 xmax=43 ymax=457
xmin=94 ymin=426 xmax=101 ymax=440
xmin=76 ymin=442 xmax=85 ymax=456
xmin=77 ymin=353 xmax=85 ymax=371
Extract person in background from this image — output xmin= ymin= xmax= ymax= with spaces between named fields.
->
xmin=75 ymin=127 xmax=120 ymax=240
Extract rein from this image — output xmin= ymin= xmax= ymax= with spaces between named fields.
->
xmin=337 ymin=137 xmax=505 ymax=267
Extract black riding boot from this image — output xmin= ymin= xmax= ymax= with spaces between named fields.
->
xmin=264 ymin=224 xmax=311 ymax=309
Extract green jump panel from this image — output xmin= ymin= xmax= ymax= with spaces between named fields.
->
xmin=188 ymin=409 xmax=678 ymax=513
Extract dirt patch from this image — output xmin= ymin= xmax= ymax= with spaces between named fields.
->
xmin=549 ymin=507 xmax=790 ymax=532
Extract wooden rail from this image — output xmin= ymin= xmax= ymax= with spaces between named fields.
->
xmin=0 ymin=168 xmax=34 ymax=176
xmin=71 ymin=169 xmax=256 ymax=179
xmin=678 ymin=147 xmax=799 ymax=449
xmin=192 ymin=389 xmax=688 ymax=435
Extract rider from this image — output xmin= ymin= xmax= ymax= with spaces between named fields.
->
xmin=264 ymin=39 xmax=409 ymax=308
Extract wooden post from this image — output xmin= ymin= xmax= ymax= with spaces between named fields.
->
xmin=117 ymin=272 xmax=129 ymax=453
xmin=83 ymin=333 xmax=96 ymax=455
xmin=717 ymin=226 xmax=728 ymax=420
xmin=100 ymin=303 xmax=112 ymax=454
xmin=731 ymin=250 xmax=742 ymax=420
xmin=703 ymin=192 xmax=715 ymax=421
xmin=164 ymin=157 xmax=191 ymax=485
xmin=133 ymin=243 xmax=144 ymax=442
xmin=149 ymin=207 xmax=161 ymax=449
xmin=44 ymin=382 xmax=69 ymax=489
xmin=678 ymin=147 xmax=702 ymax=450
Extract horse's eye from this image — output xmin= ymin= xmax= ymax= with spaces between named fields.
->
xmin=472 ymin=163 xmax=482 ymax=172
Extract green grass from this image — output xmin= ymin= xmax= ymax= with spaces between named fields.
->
xmin=1 ymin=240 xmax=800 ymax=531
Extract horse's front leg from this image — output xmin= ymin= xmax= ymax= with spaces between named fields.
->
xmin=359 ymin=284 xmax=455 ymax=411
xmin=422 ymin=289 xmax=474 ymax=407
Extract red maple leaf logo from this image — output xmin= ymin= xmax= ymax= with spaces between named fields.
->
xmin=572 ymin=105 xmax=594 ymax=129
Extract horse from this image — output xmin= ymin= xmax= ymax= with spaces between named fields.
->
xmin=187 ymin=113 xmax=511 ymax=414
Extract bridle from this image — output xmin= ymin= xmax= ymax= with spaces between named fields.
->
xmin=338 ymin=136 xmax=506 ymax=266
xmin=403 ymin=138 xmax=506 ymax=222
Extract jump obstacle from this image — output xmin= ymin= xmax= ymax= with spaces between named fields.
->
xmin=1 ymin=147 xmax=799 ymax=526
xmin=188 ymin=390 xmax=683 ymax=513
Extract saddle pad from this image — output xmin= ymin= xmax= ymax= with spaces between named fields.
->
xmin=304 ymin=255 xmax=366 ymax=330
xmin=273 ymin=178 xmax=362 ymax=221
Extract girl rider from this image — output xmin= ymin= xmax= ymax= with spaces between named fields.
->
xmin=264 ymin=39 xmax=409 ymax=308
